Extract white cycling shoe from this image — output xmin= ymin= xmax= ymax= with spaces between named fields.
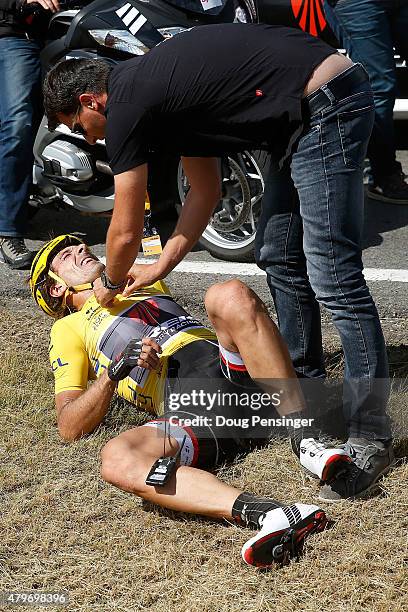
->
xmin=300 ymin=438 xmax=352 ymax=482
xmin=241 ymin=503 xmax=328 ymax=568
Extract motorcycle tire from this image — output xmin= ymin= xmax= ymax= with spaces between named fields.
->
xmin=176 ymin=150 xmax=270 ymax=263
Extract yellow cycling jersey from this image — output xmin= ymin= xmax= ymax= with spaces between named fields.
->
xmin=49 ymin=280 xmax=217 ymax=415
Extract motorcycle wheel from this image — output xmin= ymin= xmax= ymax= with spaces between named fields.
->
xmin=176 ymin=151 xmax=269 ymax=262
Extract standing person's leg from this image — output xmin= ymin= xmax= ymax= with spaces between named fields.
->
xmin=292 ymin=68 xmax=393 ymax=499
xmin=255 ymin=161 xmax=326 ymax=379
xmin=254 ymin=161 xmax=340 ymax=465
xmin=0 ymin=37 xmax=42 ymax=268
xmin=324 ymin=0 xmax=408 ymax=202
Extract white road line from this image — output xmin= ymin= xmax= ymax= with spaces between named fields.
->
xmin=364 ymin=269 xmax=408 ymax=282
xmin=99 ymin=257 xmax=408 ymax=282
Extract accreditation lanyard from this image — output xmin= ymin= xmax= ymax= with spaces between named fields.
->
xmin=141 ymin=193 xmax=163 ymax=257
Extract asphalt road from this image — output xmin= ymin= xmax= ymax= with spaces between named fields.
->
xmin=1 ymin=153 xmax=407 ymax=341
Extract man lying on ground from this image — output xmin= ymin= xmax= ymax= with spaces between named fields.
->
xmin=29 ymin=235 xmax=352 ymax=568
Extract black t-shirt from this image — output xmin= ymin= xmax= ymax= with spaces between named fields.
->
xmin=105 ymin=23 xmax=336 ymax=175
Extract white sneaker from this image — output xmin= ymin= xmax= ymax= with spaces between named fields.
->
xmin=300 ymin=438 xmax=352 ymax=482
xmin=241 ymin=503 xmax=328 ymax=568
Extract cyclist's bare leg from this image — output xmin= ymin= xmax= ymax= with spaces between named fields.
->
xmin=204 ymin=279 xmax=306 ymax=415
xmin=100 ymin=426 xmax=242 ymax=519
xmin=100 ymin=427 xmax=328 ymax=566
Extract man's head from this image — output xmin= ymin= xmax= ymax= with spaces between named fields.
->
xmin=29 ymin=235 xmax=104 ymax=317
xmin=43 ymin=58 xmax=112 ymax=144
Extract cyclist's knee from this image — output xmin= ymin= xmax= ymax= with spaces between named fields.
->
xmin=204 ymin=282 xmax=224 ymax=317
xmin=206 ymin=280 xmax=262 ymax=328
xmin=100 ymin=428 xmax=160 ymax=490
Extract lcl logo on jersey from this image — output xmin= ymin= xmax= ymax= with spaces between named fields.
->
xmin=291 ymin=0 xmax=327 ymax=37
xmin=51 ymin=357 xmax=69 ymax=372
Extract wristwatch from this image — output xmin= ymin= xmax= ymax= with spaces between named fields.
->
xmin=100 ymin=270 xmax=126 ymax=291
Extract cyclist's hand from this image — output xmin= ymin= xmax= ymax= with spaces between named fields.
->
xmin=108 ymin=338 xmax=161 ymax=381
xmin=138 ymin=338 xmax=162 ymax=371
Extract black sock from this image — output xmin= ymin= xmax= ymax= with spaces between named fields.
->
xmin=232 ymin=492 xmax=282 ymax=530
xmin=286 ymin=410 xmax=318 ymax=457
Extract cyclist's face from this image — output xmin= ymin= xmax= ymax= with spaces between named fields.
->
xmin=52 ymin=244 xmax=104 ymax=285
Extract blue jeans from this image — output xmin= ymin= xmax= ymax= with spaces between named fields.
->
xmin=0 ymin=37 xmax=42 ymax=237
xmin=255 ymin=65 xmax=391 ymax=441
xmin=324 ymin=0 xmax=408 ymax=183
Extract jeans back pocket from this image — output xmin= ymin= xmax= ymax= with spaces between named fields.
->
xmin=337 ymin=104 xmax=375 ymax=169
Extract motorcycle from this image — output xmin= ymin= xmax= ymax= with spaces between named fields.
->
xmin=31 ymin=0 xmax=269 ymax=261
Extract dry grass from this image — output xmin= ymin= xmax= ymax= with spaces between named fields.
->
xmin=1 ymin=305 xmax=408 ymax=612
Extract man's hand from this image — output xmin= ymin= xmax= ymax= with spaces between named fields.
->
xmin=26 ymin=0 xmax=60 ymax=13
xmin=108 ymin=338 xmax=162 ymax=381
xmin=93 ymin=275 xmax=121 ymax=307
xmin=122 ymin=262 xmax=161 ymax=296
xmin=137 ymin=337 xmax=162 ymax=370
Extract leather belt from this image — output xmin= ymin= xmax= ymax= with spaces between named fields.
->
xmin=304 ymin=63 xmax=369 ymax=116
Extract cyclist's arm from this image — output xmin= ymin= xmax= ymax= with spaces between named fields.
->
xmin=52 ymin=329 xmax=161 ymax=441
xmin=50 ymin=319 xmax=113 ymax=441
xmin=55 ymin=372 xmax=116 ymax=442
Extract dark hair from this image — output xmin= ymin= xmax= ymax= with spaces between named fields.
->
xmin=43 ymin=58 xmax=112 ymax=130
xmin=44 ymin=263 xmax=67 ymax=317
xmin=25 ymin=260 xmax=67 ymax=318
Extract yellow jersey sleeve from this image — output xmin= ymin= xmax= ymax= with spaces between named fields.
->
xmin=49 ymin=316 xmax=90 ymax=394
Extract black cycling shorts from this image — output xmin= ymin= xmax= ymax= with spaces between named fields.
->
xmin=142 ymin=341 xmax=273 ymax=470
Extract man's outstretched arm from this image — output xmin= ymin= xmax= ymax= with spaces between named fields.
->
xmin=93 ymin=164 xmax=148 ymax=306
xmin=56 ymin=372 xmax=116 ymax=442
xmin=122 ymin=157 xmax=221 ymax=295
xmin=155 ymin=157 xmax=221 ymax=276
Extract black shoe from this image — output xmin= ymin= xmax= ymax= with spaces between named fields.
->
xmin=0 ymin=237 xmax=34 ymax=270
xmin=318 ymin=438 xmax=395 ymax=502
xmin=367 ymin=171 xmax=408 ymax=205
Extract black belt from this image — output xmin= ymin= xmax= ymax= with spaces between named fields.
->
xmin=304 ymin=63 xmax=369 ymax=116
